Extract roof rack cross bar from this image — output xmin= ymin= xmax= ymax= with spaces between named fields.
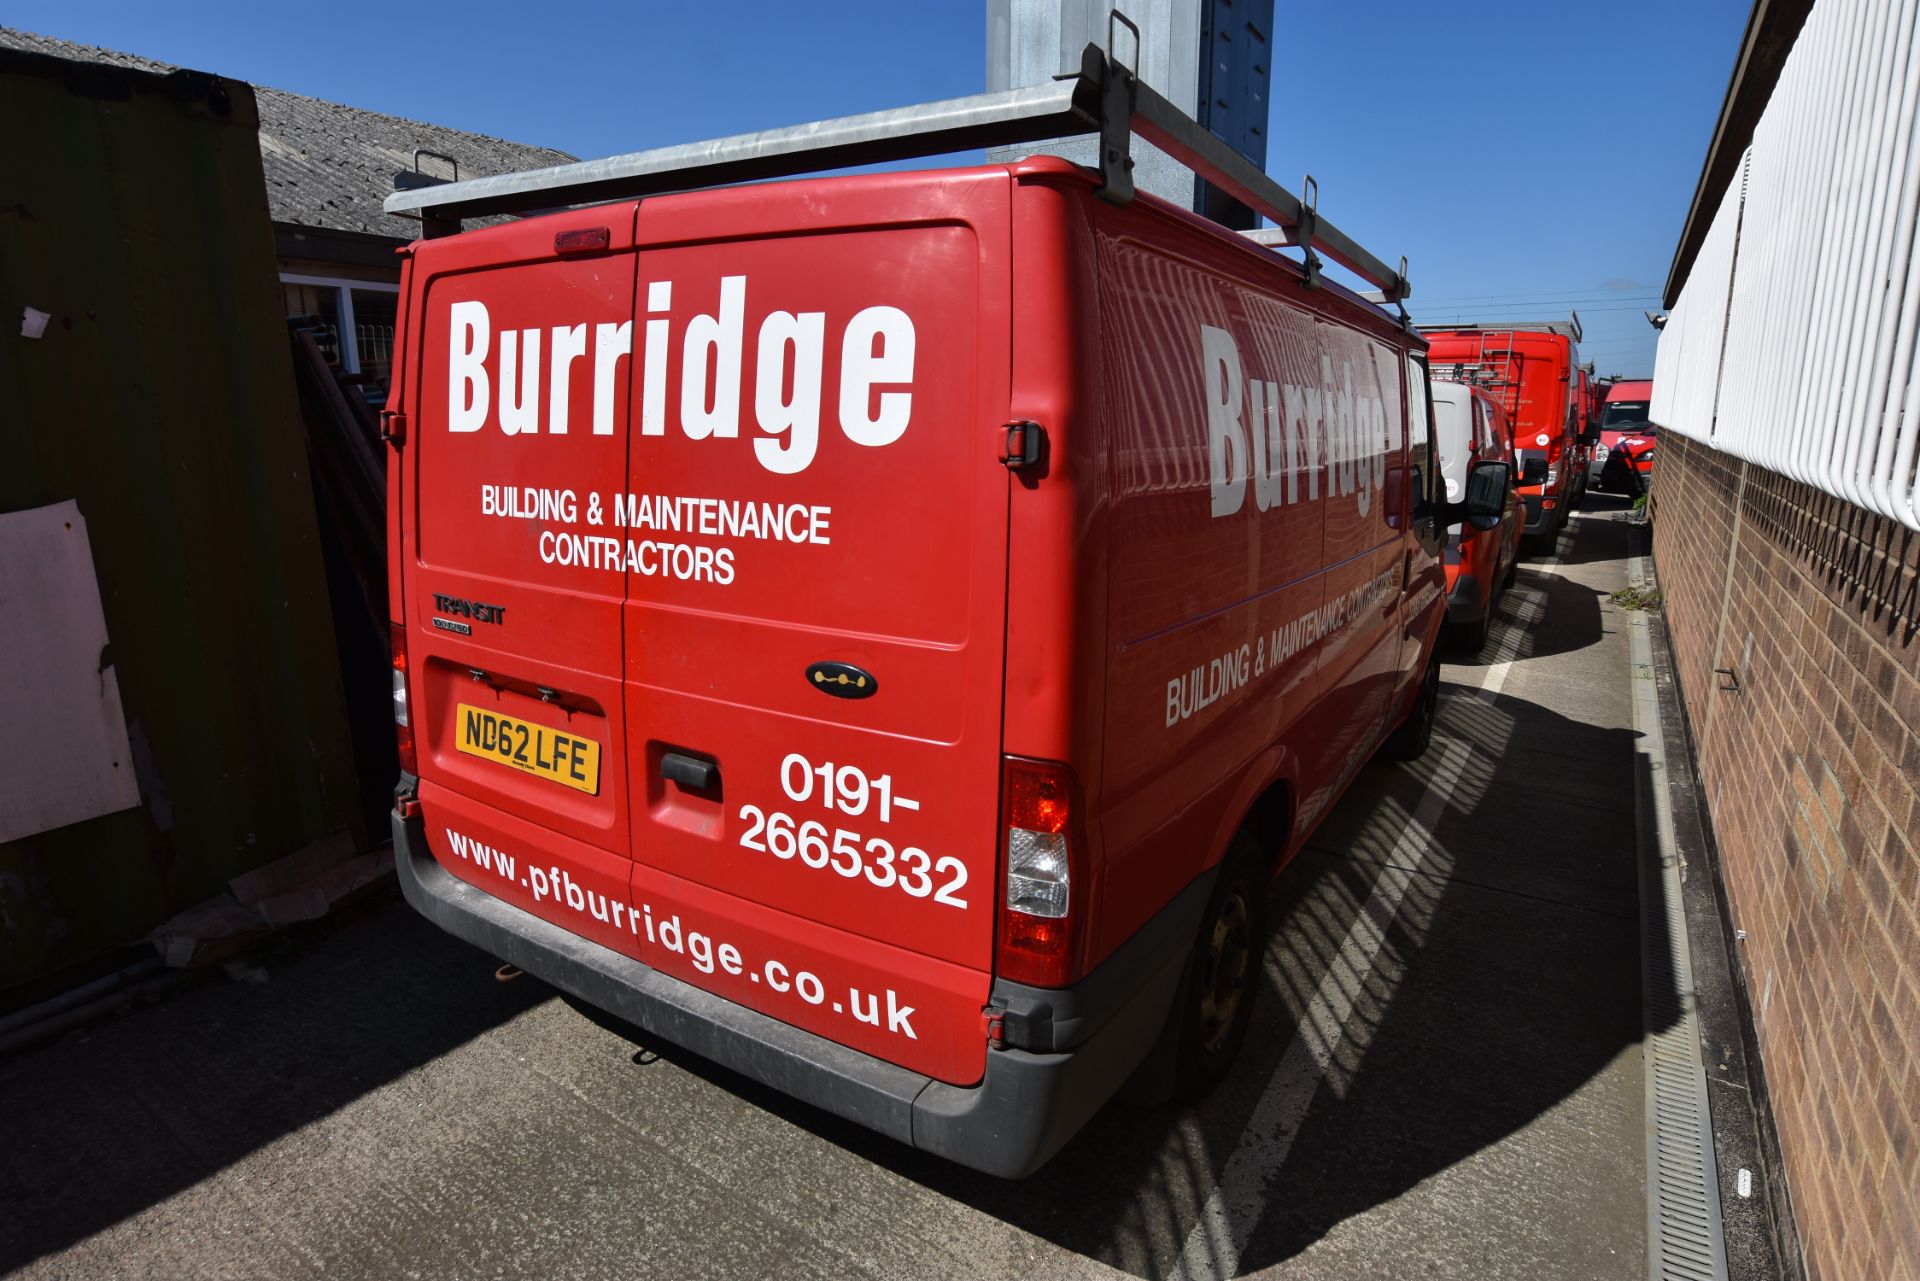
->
xmin=1416 ymin=311 xmax=1583 ymax=343
xmin=384 ymin=38 xmax=1411 ymax=302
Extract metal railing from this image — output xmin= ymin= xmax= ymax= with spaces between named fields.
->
xmin=1654 ymin=0 xmax=1920 ymax=532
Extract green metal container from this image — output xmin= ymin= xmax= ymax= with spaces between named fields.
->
xmin=0 ymin=47 xmax=362 ymax=997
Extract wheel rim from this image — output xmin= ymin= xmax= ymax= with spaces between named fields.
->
xmin=1198 ymin=890 xmax=1253 ymax=1054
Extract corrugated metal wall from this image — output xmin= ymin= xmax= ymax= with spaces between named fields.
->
xmin=0 ymin=48 xmax=362 ymax=994
xmin=1653 ymin=0 xmax=1920 ymax=532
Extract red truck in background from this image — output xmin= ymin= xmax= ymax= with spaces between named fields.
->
xmin=376 ymin=51 xmax=1512 ymax=1178
xmin=1592 ymin=378 xmax=1656 ymax=495
xmin=1421 ymin=316 xmax=1592 ymax=552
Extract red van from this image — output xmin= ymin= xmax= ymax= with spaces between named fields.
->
xmin=1431 ymin=380 xmax=1520 ymax=650
xmin=1568 ymin=364 xmax=1595 ymax=507
xmin=378 ymin=56 xmax=1509 ymax=1177
xmin=1422 ymin=318 xmax=1585 ymax=551
xmin=1593 ymin=378 xmax=1655 ymax=494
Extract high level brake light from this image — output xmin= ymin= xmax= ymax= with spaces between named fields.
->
xmin=998 ymin=757 xmax=1083 ymax=987
xmin=391 ymin=622 xmax=417 ymax=776
xmin=554 ymin=226 xmax=610 ymax=255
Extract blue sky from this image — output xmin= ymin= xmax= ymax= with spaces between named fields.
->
xmin=17 ymin=1 xmax=1748 ymax=374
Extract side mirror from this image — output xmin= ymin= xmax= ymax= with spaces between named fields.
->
xmin=1465 ymin=460 xmax=1509 ymax=529
xmin=1443 ymin=460 xmax=1509 ymax=530
xmin=1520 ymin=456 xmax=1548 ymax=486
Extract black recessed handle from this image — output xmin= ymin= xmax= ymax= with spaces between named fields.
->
xmin=660 ymin=752 xmax=719 ymax=791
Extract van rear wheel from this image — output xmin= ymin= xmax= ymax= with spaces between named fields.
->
xmin=1173 ymin=833 xmax=1269 ymax=1099
xmin=1383 ymin=648 xmax=1441 ymax=761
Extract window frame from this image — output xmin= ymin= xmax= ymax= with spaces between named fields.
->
xmin=279 ymin=273 xmax=400 ymax=377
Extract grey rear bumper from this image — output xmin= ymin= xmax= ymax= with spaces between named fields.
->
xmin=392 ymin=806 xmax=1209 ymax=1177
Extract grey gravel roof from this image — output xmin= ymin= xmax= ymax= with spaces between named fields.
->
xmin=2 ymin=28 xmax=574 ymax=240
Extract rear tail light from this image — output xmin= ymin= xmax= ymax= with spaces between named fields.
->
xmin=997 ymin=757 xmax=1083 ymax=987
xmin=391 ymin=622 xmax=417 ymax=777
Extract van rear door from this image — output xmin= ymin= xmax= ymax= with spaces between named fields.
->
xmin=400 ymin=212 xmax=641 ymax=956
xmin=617 ymin=172 xmax=1013 ymax=1086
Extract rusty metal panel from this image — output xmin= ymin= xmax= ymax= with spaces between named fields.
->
xmin=0 ymin=47 xmax=361 ymax=994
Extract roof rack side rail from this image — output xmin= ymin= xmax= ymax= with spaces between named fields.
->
xmin=384 ymin=33 xmax=1410 ymax=302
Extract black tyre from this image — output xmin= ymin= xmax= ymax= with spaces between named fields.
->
xmin=1446 ymin=609 xmax=1491 ymax=655
xmin=1383 ymin=647 xmax=1441 ymax=761
xmin=1173 ymin=833 xmax=1269 ymax=1098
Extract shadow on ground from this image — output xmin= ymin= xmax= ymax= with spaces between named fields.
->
xmin=0 ymin=894 xmax=547 ymax=1275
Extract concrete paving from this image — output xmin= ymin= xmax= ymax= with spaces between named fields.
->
xmin=0 ymin=501 xmax=1653 ymax=1281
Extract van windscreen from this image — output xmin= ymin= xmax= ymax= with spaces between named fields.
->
xmin=1601 ymin=401 xmax=1652 ymax=429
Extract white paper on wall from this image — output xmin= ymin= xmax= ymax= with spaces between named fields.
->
xmin=0 ymin=500 xmax=142 ymax=844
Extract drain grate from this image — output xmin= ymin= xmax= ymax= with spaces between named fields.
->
xmin=1628 ymin=547 xmax=1730 ymax=1281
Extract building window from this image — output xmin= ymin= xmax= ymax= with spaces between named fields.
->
xmin=351 ymin=290 xmax=398 ymax=388
xmin=279 ymin=274 xmax=401 ymax=398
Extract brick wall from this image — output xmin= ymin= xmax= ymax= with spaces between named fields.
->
xmin=1651 ymin=433 xmax=1920 ymax=1281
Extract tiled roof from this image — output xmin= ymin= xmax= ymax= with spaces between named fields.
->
xmin=1 ymin=28 xmax=575 ymax=240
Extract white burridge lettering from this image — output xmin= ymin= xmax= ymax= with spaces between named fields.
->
xmin=1201 ymin=325 xmax=1249 ymax=518
xmin=838 ymin=305 xmax=915 ymax=447
xmin=681 ymin=276 xmax=746 ymax=440
xmin=1200 ymin=324 xmax=1389 ymax=521
xmin=448 ymin=300 xmax=490 ymax=433
xmin=548 ymin=323 xmax=586 ymax=434
xmin=754 ymin=310 xmax=825 ymax=474
xmin=443 ymin=277 xmax=916 ymax=474
xmin=640 ymin=280 xmax=671 ymax=437
xmin=499 ymin=329 xmax=541 ymax=436
xmin=592 ymin=321 xmax=631 ymax=437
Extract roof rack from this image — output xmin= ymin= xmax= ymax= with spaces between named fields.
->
xmin=383 ymin=18 xmax=1410 ymax=302
xmin=1415 ymin=311 xmax=1583 ymax=343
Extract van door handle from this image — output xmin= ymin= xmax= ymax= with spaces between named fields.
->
xmin=660 ymin=752 xmax=719 ymax=791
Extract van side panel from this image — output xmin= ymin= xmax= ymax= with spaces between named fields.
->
xmin=1090 ymin=196 xmax=1410 ymax=954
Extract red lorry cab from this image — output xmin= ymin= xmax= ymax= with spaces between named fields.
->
xmin=378 ymin=58 xmax=1509 ymax=1177
xmin=1422 ymin=317 xmax=1584 ymax=550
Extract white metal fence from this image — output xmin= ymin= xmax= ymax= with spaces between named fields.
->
xmin=1653 ymin=0 xmax=1920 ymax=532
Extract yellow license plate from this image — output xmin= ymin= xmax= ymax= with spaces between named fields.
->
xmin=455 ymin=704 xmax=601 ymax=795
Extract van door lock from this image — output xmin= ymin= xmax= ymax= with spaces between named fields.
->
xmin=1000 ymin=420 xmax=1045 ymax=469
